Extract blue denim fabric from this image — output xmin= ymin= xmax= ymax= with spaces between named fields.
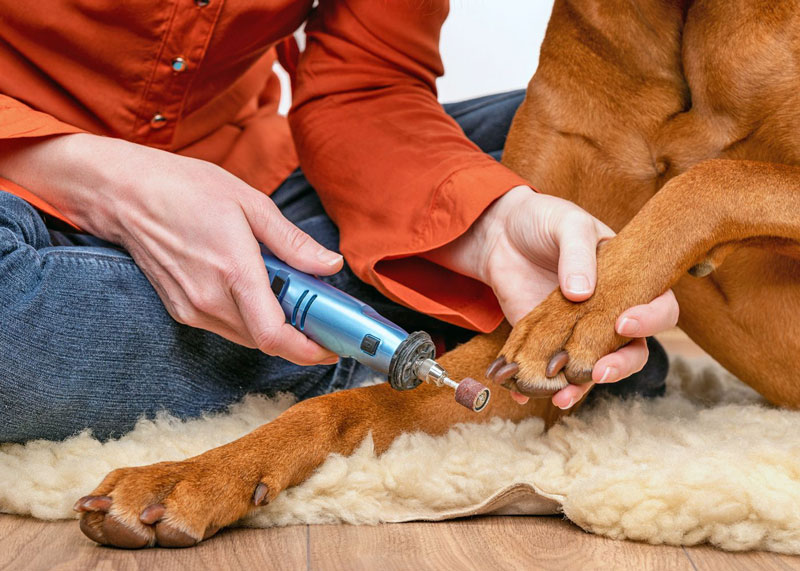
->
xmin=0 ymin=90 xmax=528 ymax=442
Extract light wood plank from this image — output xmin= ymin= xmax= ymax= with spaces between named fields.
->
xmin=0 ymin=514 xmax=307 ymax=571
xmin=308 ymin=516 xmax=694 ymax=571
xmin=685 ymin=545 xmax=800 ymax=571
xmin=4 ymin=512 xmax=799 ymax=570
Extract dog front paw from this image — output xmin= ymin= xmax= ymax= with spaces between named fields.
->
xmin=74 ymin=453 xmax=281 ymax=548
xmin=487 ymin=289 xmax=627 ymax=397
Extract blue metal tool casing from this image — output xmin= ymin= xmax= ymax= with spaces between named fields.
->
xmin=261 ymin=247 xmax=409 ymax=374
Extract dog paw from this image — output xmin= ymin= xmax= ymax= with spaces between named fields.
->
xmin=486 ymin=289 xmax=627 ymax=397
xmin=74 ymin=456 xmax=279 ymax=548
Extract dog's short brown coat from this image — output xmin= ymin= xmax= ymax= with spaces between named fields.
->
xmin=77 ymin=0 xmax=800 ymax=547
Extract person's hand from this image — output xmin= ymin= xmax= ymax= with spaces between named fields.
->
xmin=0 ymin=134 xmax=343 ymax=365
xmin=425 ymin=185 xmax=679 ymax=408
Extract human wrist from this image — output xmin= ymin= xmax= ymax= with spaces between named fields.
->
xmin=423 ymin=184 xmax=535 ymax=284
xmin=0 ymin=133 xmax=124 ymax=238
xmin=53 ymin=133 xmax=133 ymax=239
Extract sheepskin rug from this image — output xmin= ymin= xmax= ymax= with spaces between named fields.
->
xmin=2 ymin=357 xmax=799 ymax=554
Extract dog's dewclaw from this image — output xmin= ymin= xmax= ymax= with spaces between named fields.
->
xmin=455 ymin=377 xmax=491 ymax=412
xmin=253 ymin=483 xmax=270 ymax=506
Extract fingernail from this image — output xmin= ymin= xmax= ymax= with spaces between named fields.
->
xmin=558 ymin=397 xmax=576 ymax=410
xmin=618 ymin=317 xmax=640 ymax=335
xmin=510 ymin=391 xmax=529 ymax=405
xmin=317 ymin=250 xmax=343 ymax=266
xmin=599 ymin=366 xmax=618 ymax=383
xmin=566 ymin=274 xmax=591 ymax=295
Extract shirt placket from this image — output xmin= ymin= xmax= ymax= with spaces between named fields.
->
xmin=133 ymin=0 xmax=225 ymax=148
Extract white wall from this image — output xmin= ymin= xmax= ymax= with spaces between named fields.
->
xmin=437 ymin=0 xmax=554 ymax=102
xmin=277 ymin=1 xmax=555 ymax=113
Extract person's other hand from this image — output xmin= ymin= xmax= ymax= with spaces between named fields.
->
xmin=0 ymin=133 xmax=342 ymax=365
xmin=425 ymin=185 xmax=679 ymax=408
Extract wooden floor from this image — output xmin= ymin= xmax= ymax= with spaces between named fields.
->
xmin=1 ymin=514 xmax=799 ymax=570
xmin=2 ymin=330 xmax=798 ymax=570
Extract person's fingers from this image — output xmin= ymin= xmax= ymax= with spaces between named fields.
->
xmin=134 ymin=255 xmax=256 ymax=348
xmin=554 ymin=212 xmax=600 ymax=302
xmin=228 ymin=248 xmax=339 ymax=365
xmin=616 ymin=290 xmax=680 ymax=338
xmin=552 ymin=382 xmax=595 ymax=410
xmin=553 ymin=337 xmax=647 ymax=409
xmin=509 ymin=391 xmax=530 ymax=405
xmin=242 ymin=193 xmax=343 ymax=276
xmin=593 ymin=218 xmax=616 ymax=242
xmin=591 ymin=337 xmax=649 ymax=383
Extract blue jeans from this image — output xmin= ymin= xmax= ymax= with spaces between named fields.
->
xmin=0 ymin=90 xmax=666 ymax=443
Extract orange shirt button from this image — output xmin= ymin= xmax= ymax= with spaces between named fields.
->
xmin=171 ymin=57 xmax=187 ymax=72
xmin=150 ymin=113 xmax=167 ymax=129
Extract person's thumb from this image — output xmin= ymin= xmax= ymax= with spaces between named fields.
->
xmin=554 ymin=211 xmax=604 ymax=302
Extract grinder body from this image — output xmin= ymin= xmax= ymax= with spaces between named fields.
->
xmin=261 ymin=247 xmax=431 ymax=390
xmin=261 ymin=247 xmax=490 ymax=412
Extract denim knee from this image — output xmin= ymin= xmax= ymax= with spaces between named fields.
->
xmin=0 ymin=191 xmax=53 ymax=251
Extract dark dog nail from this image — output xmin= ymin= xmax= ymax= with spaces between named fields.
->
xmin=546 ymin=351 xmax=569 ymax=378
xmin=494 ymin=362 xmax=520 ymax=384
xmin=486 ymin=356 xmax=507 ymax=379
xmin=140 ymin=504 xmax=166 ymax=525
xmin=74 ymin=495 xmax=112 ymax=513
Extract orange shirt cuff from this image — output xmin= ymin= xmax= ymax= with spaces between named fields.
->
xmin=371 ymin=163 xmax=531 ymax=332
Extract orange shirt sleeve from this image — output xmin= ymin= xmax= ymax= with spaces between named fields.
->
xmin=0 ymin=94 xmax=84 ymax=225
xmin=0 ymin=95 xmax=84 ymax=140
xmin=289 ymin=0 xmax=529 ymax=332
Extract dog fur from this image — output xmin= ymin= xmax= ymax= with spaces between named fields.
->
xmin=75 ymin=0 xmax=800 ymax=547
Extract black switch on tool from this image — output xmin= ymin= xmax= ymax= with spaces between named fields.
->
xmin=360 ymin=334 xmax=380 ymax=356
xmin=271 ymin=274 xmax=287 ymax=296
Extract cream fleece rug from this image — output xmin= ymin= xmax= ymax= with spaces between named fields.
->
xmin=2 ymin=358 xmax=800 ymax=554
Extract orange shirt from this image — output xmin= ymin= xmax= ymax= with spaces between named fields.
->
xmin=0 ymin=1 xmax=528 ymax=332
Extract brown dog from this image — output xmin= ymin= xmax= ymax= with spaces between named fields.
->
xmin=75 ymin=0 xmax=800 ymax=547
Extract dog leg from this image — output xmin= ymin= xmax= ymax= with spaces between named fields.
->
xmin=489 ymin=159 xmax=800 ymax=406
xmin=75 ymin=325 xmax=566 ymax=548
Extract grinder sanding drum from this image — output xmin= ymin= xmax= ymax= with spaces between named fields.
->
xmin=455 ymin=378 xmax=491 ymax=412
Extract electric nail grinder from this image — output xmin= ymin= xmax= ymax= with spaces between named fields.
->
xmin=261 ymin=246 xmax=491 ymax=412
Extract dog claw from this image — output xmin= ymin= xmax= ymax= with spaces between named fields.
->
xmin=253 ymin=483 xmax=270 ymax=506
xmin=546 ymin=351 xmax=569 ymax=378
xmin=486 ymin=356 xmax=507 ymax=380
xmin=140 ymin=504 xmax=166 ymax=525
xmin=493 ymin=362 xmax=520 ymax=384
xmin=74 ymin=495 xmax=112 ymax=513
